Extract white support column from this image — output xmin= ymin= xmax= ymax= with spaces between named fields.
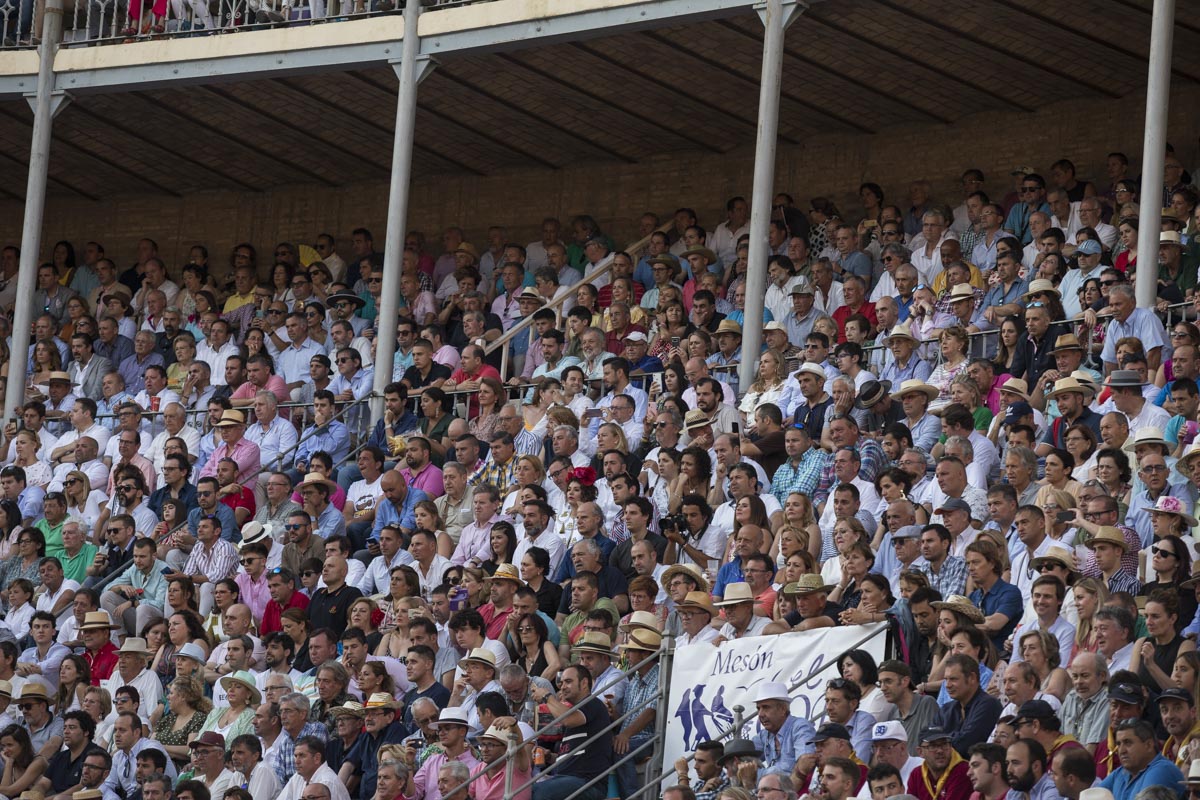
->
xmin=1135 ymin=0 xmax=1174 ymax=310
xmin=740 ymin=0 xmax=801 ymax=393
xmin=371 ymin=0 xmax=435 ymax=423
xmin=5 ymin=0 xmax=66 ymax=424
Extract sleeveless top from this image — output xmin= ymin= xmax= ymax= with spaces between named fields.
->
xmin=1137 ymin=633 xmax=1185 ymax=693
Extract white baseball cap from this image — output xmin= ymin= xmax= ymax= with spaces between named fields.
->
xmin=870 ymin=720 xmax=907 ymax=742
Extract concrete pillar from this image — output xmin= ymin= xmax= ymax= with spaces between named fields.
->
xmin=1134 ymin=0 xmax=1175 ymax=310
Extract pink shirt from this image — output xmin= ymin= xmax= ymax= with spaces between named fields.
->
xmin=401 ymin=462 xmax=444 ymax=499
xmin=201 ymin=437 xmax=261 ymax=485
xmin=231 ymin=374 xmax=290 ymax=405
xmin=469 ymin=762 xmax=531 ymax=800
xmin=234 ymin=569 xmax=271 ymax=620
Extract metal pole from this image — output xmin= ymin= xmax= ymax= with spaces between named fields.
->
xmin=502 ymin=732 xmax=516 ymax=800
xmin=1135 ymin=0 xmax=1175 ymax=310
xmin=740 ymin=0 xmax=801 ymax=393
xmin=647 ymin=634 xmax=674 ymax=790
xmin=5 ymin=0 xmax=65 ymax=424
xmin=371 ymin=0 xmax=432 ymax=424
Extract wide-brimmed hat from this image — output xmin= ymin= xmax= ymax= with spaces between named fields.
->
xmin=782 ymin=574 xmax=835 ymax=596
xmin=648 ymin=255 xmax=679 ymax=270
xmin=212 ymin=409 xmax=247 ymax=427
xmin=715 ymin=320 xmax=743 ymax=338
xmin=1080 ymin=790 xmax=1116 ymax=800
xmin=947 ymin=283 xmax=975 ymax=302
xmin=455 ymin=242 xmax=479 ymax=261
xmin=457 ymin=648 xmax=497 ymax=671
xmin=1187 ymin=759 xmax=1200 ymax=785
xmin=660 ymin=564 xmax=709 ymax=594
xmin=16 ymin=683 xmax=48 ymax=702
xmin=47 ymin=371 xmax=72 ymax=385
xmin=763 ymin=321 xmax=788 ymax=335
xmin=484 ymin=563 xmax=523 ymax=587
xmin=297 ymin=471 xmax=338 ymax=493
xmin=1181 ymin=439 xmax=1200 ymax=471
xmin=1086 ymin=526 xmax=1128 ymax=552
xmin=675 ymin=590 xmax=717 ymax=617
xmin=1045 ymin=376 xmax=1091 ymax=401
xmin=713 ymin=583 xmax=756 ymax=607
xmin=717 ymin=738 xmax=762 ymax=764
xmin=1022 ymin=279 xmax=1061 ymax=302
xmin=572 ymin=631 xmax=614 ymax=656
xmin=79 ymin=611 xmax=116 ymax=631
xmin=999 ymin=377 xmax=1031 ymax=401
xmin=238 ymin=521 xmax=270 ymax=548
xmin=754 ymin=681 xmax=791 ymax=704
xmin=1068 ymin=371 xmax=1099 ymax=397
xmin=188 ymin=731 xmax=226 ymax=750
xmin=618 ymin=610 xmax=662 ymax=634
xmin=429 ymin=707 xmax=470 ymax=729
xmin=1129 ymin=427 xmax=1167 ymax=450
xmin=794 ymin=362 xmax=828 ymax=381
xmin=328 ymin=700 xmax=367 ymax=718
xmin=1105 ymin=369 xmax=1146 ymax=388
xmin=219 ymin=670 xmax=263 ymax=705
xmin=1048 ymin=333 xmax=1085 ymax=355
xmin=855 ymin=380 xmax=892 ymax=409
xmin=1181 ymin=561 xmax=1200 ymax=590
xmin=931 ymin=595 xmax=985 ymax=624
xmin=177 ymin=642 xmax=207 ymax=664
xmin=886 ymin=322 xmax=919 ymax=343
xmin=0 ymin=680 xmax=12 ymax=699
xmin=20 ymin=791 xmax=45 ymax=800
xmin=517 ymin=287 xmax=543 ymax=303
xmin=327 ymin=292 xmax=366 ymax=310
xmin=1148 ymin=494 xmax=1199 ymax=528
xmin=117 ymin=637 xmax=151 ymax=657
xmin=894 ymin=378 xmax=937 ymax=401
xmin=364 ymin=692 xmax=403 ymax=710
xmin=681 ymin=246 xmax=718 ymax=264
xmin=1161 ymin=230 xmax=1183 ymax=247
xmin=618 ymin=628 xmax=662 ymax=652
xmin=789 ymin=278 xmax=816 ymax=296
xmin=478 ymin=724 xmax=519 ymax=745
xmin=683 ymin=409 xmax=714 ymax=431
xmin=1029 ymin=546 xmax=1078 ymax=576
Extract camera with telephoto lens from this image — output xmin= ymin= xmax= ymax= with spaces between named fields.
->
xmin=660 ymin=514 xmax=688 ymax=537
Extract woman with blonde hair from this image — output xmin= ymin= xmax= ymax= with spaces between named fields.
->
xmin=62 ymin=470 xmax=107 ymax=537
xmin=502 ymin=456 xmax=546 ymax=517
xmin=152 ymin=675 xmax=211 ymax=768
xmin=1016 ymin=629 xmax=1072 ymax=700
xmin=770 ymin=526 xmax=811 ymax=575
xmin=1035 ymin=486 xmax=1077 ymax=545
xmin=946 ymin=374 xmax=992 ymax=431
xmin=10 ymin=430 xmax=50 ymax=489
xmin=1072 ymin=577 xmax=1109 ymax=654
xmin=739 ymin=349 xmax=786 ymax=432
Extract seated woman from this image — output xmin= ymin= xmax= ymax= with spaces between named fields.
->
xmin=0 ymin=725 xmax=46 ymax=798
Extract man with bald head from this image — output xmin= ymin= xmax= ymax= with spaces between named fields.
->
xmin=1059 ymin=652 xmax=1109 ymax=750
xmin=205 ymin=603 xmax=265 ymax=683
xmin=369 ymin=470 xmax=427 ymax=550
xmin=309 ymin=557 xmax=362 ymax=634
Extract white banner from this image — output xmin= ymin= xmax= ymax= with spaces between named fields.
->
xmin=663 ymin=623 xmax=889 ymax=772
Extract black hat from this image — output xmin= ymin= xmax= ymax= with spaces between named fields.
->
xmin=717 ymin=739 xmax=762 ymax=764
xmin=855 ymin=380 xmax=892 ymax=410
xmin=1157 ymin=687 xmax=1195 ymax=707
xmin=1013 ymin=699 xmax=1057 ymax=725
xmin=812 ymin=723 xmax=851 ymax=743
xmin=919 ymin=725 xmax=952 ymax=744
xmin=1108 ymin=681 xmax=1144 ymax=706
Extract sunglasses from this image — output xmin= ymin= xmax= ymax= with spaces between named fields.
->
xmin=1152 ymin=546 xmax=1177 ymax=558
xmin=284 ymin=524 xmax=304 ymax=531
xmin=239 ymin=558 xmax=259 ymax=566
xmin=302 ymin=571 xmax=317 ymax=577
xmin=197 ymin=490 xmax=214 ymax=497
xmin=64 ymin=479 xmax=78 ymax=486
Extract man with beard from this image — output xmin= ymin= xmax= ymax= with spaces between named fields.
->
xmin=1005 ymin=739 xmax=1054 ymax=800
xmin=906 ymin=726 xmax=970 ymax=800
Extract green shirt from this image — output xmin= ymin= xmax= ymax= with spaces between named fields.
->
xmin=34 ymin=519 xmax=65 ymax=560
xmin=562 ymin=598 xmax=621 ymax=661
xmin=61 ymin=543 xmax=98 ymax=584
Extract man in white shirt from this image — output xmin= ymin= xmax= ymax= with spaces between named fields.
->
xmin=196 ymin=319 xmax=240 ymax=387
xmin=145 ymin=402 xmax=201 ymax=477
xmin=1078 ymin=197 xmax=1117 ymax=250
xmin=49 ymin=399 xmax=111 ymax=464
xmin=709 ymin=196 xmax=750 ymax=267
xmin=1095 ymin=606 xmax=1136 ymax=673
xmin=244 ymin=392 xmax=299 ymax=477
xmin=102 ymin=637 xmax=162 ymax=719
xmin=675 ymin=591 xmax=720 ymax=647
xmin=186 ymin=731 xmax=246 ymax=799
xmin=358 ymin=524 xmax=412 ymax=596
xmin=1048 ymin=189 xmax=1082 ymax=242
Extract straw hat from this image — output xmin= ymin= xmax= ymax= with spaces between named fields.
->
xmin=947 ymin=283 xmax=975 ymax=302
xmin=212 ymin=409 xmax=247 ymax=428
xmin=455 ymin=242 xmax=479 ymax=261
xmin=886 ymin=322 xmax=919 ymax=343
xmin=484 ymin=563 xmax=524 ymax=587
xmin=238 ymin=521 xmax=270 ymax=548
xmin=429 ymin=707 xmax=470 ymax=729
xmin=659 ymin=564 xmax=709 ymax=594
xmin=1028 ymin=546 xmax=1078 ymax=577
xmin=297 ymin=472 xmax=338 ymax=493
xmin=1147 ymin=495 xmax=1198 ymax=528
xmin=781 ymin=574 xmax=835 ymax=596
xmin=715 ymin=320 xmax=743 ymax=338
xmin=1048 ymin=333 xmax=1085 ymax=355
xmin=1022 ymin=279 xmax=1060 ymax=302
xmin=931 ymin=595 xmax=985 ymax=624
xmin=675 ymin=590 xmax=717 ymax=617
xmin=117 ymin=637 xmax=151 ymax=657
xmin=79 ymin=611 xmax=116 ymax=631
xmin=1161 ymin=230 xmax=1183 ymax=247
xmin=683 ymin=409 xmax=714 ymax=431
xmin=328 ymin=700 xmax=366 ymax=718
xmin=457 ymin=648 xmax=497 ymax=671
xmin=1129 ymin=427 xmax=1167 ymax=450
xmin=478 ymin=724 xmax=519 ymax=744
xmin=618 ymin=628 xmax=662 ymax=652
xmin=571 ymin=631 xmax=615 ymax=656
xmin=1000 ymin=377 xmax=1031 ymax=401
xmin=681 ymin=246 xmax=718 ymax=264
xmin=1180 ymin=439 xmax=1200 ymax=471
xmin=363 ymin=692 xmax=403 ymax=710
xmin=16 ymin=683 xmax=48 ymax=702
xmin=713 ymin=583 xmax=755 ymax=607
xmin=894 ymin=379 xmax=938 ymax=401
xmin=1045 ymin=377 xmax=1091 ymax=401
xmin=1086 ymin=526 xmax=1128 ymax=552
xmin=618 ymin=610 xmax=662 ymax=634
xmin=1180 ymin=561 xmax=1200 ymax=590
xmin=46 ymin=371 xmax=72 ymax=385
xmin=72 ymin=793 xmax=101 ymax=800
xmin=218 ymin=670 xmax=263 ymax=705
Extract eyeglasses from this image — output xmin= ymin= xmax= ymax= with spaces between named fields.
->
xmin=1141 ymin=464 xmax=1169 ymax=473
xmin=1172 ymin=330 xmax=1191 ymax=339
xmin=369 ymin=278 xmax=383 ymax=284
xmin=1101 ymin=279 xmax=1119 ymax=287
xmin=117 ymin=485 xmax=136 ymax=493
xmin=64 ymin=479 xmax=78 ymax=486
xmin=284 ymin=524 xmax=304 ymax=531
xmin=302 ymin=570 xmax=317 ymax=577
xmin=239 ymin=558 xmax=259 ymax=566
xmin=1020 ymin=186 xmax=1040 ymax=193
xmin=1152 ymin=546 xmax=1177 ymax=558
xmin=197 ymin=490 xmax=214 ymax=497
xmin=1026 ymin=302 xmax=1046 ymax=309
xmin=517 ymin=626 xmax=534 ymax=633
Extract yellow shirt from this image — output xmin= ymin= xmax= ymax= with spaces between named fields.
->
xmin=932 ymin=261 xmax=986 ymax=294
xmin=223 ymin=292 xmax=254 ymax=313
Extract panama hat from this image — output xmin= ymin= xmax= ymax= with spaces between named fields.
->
xmin=238 ymin=521 xmax=270 ymax=548
xmin=457 ymin=648 xmax=497 ymax=671
xmin=931 ymin=595 xmax=985 ymax=624
xmin=455 ymin=242 xmax=479 ymax=261
xmin=715 ymin=320 xmax=743 ymax=338
xmin=328 ymin=700 xmax=366 ymax=718
xmin=675 ymin=590 xmax=717 ymax=617
xmin=363 ymin=692 xmax=403 ymax=710
xmin=894 ymin=379 xmax=938 ymax=401
xmin=782 ymin=574 xmax=835 ymax=596
xmin=1147 ymin=494 xmax=1199 ymax=528
xmin=16 ymin=683 xmax=49 ymax=702
xmin=618 ymin=628 xmax=662 ymax=652
xmin=117 ymin=637 xmax=151 ymax=657
xmin=212 ymin=409 xmax=247 ymax=427
xmin=947 ymin=283 xmax=975 ymax=302
xmin=713 ymin=582 xmax=756 ymax=607
xmin=79 ymin=611 xmax=116 ymax=631
xmin=1129 ymin=427 xmax=1167 ymax=450
xmin=478 ymin=724 xmax=519 ymax=744
xmin=618 ymin=610 xmax=662 ymax=634
xmin=999 ymin=377 xmax=1031 ymax=401
xmin=683 ymin=409 xmax=714 ymax=431
xmin=1068 ymin=370 xmax=1098 ymax=397
xmin=789 ymin=278 xmax=816 ymax=296
xmin=429 ymin=707 xmax=470 ymax=729
xmin=1048 ymin=333 xmax=1085 ymax=355
xmin=886 ymin=322 xmax=919 ymax=343
xmin=0 ymin=680 xmax=12 ymax=699
xmin=1161 ymin=230 xmax=1183 ymax=247
xmin=219 ymin=670 xmax=263 ymax=705
xmin=1086 ymin=526 xmax=1128 ymax=552
xmin=648 ymin=255 xmax=679 ymax=269
xmin=1022 ymin=279 xmax=1060 ymax=302
xmin=1181 ymin=440 xmax=1200 ymax=471
xmin=1044 ymin=377 xmax=1091 ymax=401
xmin=754 ymin=681 xmax=791 ymax=704
xmin=483 ymin=563 xmax=523 ymax=587
xmin=571 ymin=631 xmax=615 ymax=656
xmin=47 ymin=371 xmax=72 ymax=384
xmin=794 ymin=362 xmax=828 ymax=380
xmin=297 ymin=471 xmax=338 ymax=493
xmin=681 ymin=246 xmax=718 ymax=264
xmin=660 ymin=564 xmax=709 ymax=594
xmin=1029 ymin=546 xmax=1078 ymax=577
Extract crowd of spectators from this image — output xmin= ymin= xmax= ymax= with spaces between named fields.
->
xmin=0 ymin=152 xmax=1195 ymax=800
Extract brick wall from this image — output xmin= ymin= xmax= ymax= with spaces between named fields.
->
xmin=3 ymin=84 xmax=1199 ymax=270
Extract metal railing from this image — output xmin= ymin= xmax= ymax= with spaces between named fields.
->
xmin=0 ymin=0 xmax=493 ymax=48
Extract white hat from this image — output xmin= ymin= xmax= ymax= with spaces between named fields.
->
xmin=1079 ymin=790 xmax=1115 ymax=800
xmin=870 ymin=720 xmax=907 ymax=742
xmin=754 ymin=681 xmax=791 ymax=704
xmin=794 ymin=362 xmax=827 ymax=380
xmin=429 ymin=707 xmax=471 ymax=729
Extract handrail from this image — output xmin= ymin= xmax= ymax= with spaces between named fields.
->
xmin=483 ymin=220 xmax=676 ymax=376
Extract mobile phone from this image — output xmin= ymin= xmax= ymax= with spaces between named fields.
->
xmin=582 ymin=408 xmax=602 ymax=420
xmin=160 ymin=566 xmax=172 ymax=575
xmin=1056 ymin=511 xmax=1076 ymax=523
xmin=863 ymin=220 xmax=878 ymax=229
xmin=651 ymin=373 xmax=664 ymax=394
xmin=731 ymin=421 xmax=740 ymax=437
xmin=670 ymin=336 xmax=681 ymax=348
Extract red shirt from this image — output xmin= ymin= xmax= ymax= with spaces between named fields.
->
xmin=85 ymin=642 xmax=119 ymax=685
xmin=907 ymin=759 xmax=971 ymax=800
xmin=260 ymin=590 xmax=311 ymax=636
xmin=831 ymin=301 xmax=878 ymax=342
xmin=221 ymin=486 xmax=257 ymax=519
xmin=448 ymin=364 xmax=502 ymax=417
xmin=479 ymin=602 xmax=513 ymax=641
xmin=604 ymin=323 xmax=646 ymax=356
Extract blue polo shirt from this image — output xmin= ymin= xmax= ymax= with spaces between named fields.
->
xmin=1100 ymin=754 xmax=1184 ymax=800
xmin=968 ymin=578 xmax=1023 ymax=653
